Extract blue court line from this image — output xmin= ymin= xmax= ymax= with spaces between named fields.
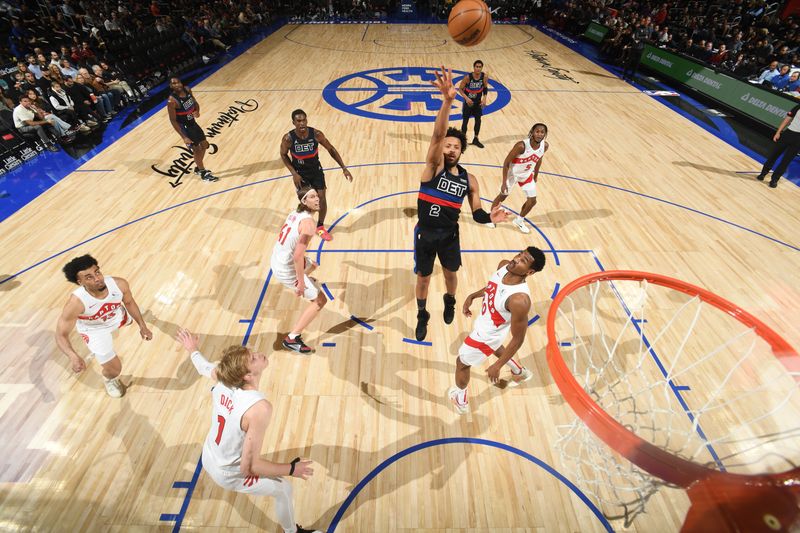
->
xmin=238 ymin=318 xmax=250 ymax=324
xmin=4 ymin=159 xmax=797 ymax=287
xmin=675 ymin=385 xmax=692 ymax=391
xmin=527 ymin=314 xmax=540 ymax=326
xmin=350 ymin=315 xmax=374 ymax=331
xmin=402 ymin=337 xmax=432 ymax=346
xmin=321 ymin=283 xmax=334 ymax=300
xmin=243 ymin=270 xmax=273 ymax=346
xmin=559 ymin=342 xmax=572 ymax=347
xmin=550 ymin=282 xmax=561 ymax=300
xmin=159 ymin=454 xmax=204 ymax=532
xmin=73 ymin=169 xmax=115 ymax=172
xmin=193 ymin=88 xmax=323 ymax=92
xmin=592 ymin=250 xmax=606 ymax=271
xmin=313 ymin=248 xmax=574 ymax=253
xmin=322 ymin=342 xmax=337 ymax=347
xmin=172 ymin=481 xmax=192 ymax=489
xmin=605 ymin=280 xmax=726 ymax=471
xmin=326 ymin=437 xmax=613 ymax=532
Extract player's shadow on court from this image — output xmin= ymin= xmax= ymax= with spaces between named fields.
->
xmin=325 ymin=262 xmax=416 ymax=335
xmin=205 ymin=206 xmax=286 ymax=231
xmin=536 ymin=207 xmax=613 ymax=228
xmin=0 ymin=275 xmax=21 ymax=290
xmin=672 ymin=161 xmax=755 ymax=180
xmin=105 ymin=403 xmax=280 ymax=530
xmin=179 ymin=261 xmax=270 ymax=318
xmin=211 ymin=159 xmax=286 ymax=178
xmin=575 ymin=69 xmax=619 ymax=79
xmin=272 ymin=394 xmax=491 ymax=529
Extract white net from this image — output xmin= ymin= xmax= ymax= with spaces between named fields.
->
xmin=552 ymin=276 xmax=800 ymax=526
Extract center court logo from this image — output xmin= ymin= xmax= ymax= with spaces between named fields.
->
xmin=323 ymin=67 xmax=511 ymax=122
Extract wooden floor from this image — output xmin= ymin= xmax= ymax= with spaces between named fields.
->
xmin=1 ymin=23 xmax=799 ymax=532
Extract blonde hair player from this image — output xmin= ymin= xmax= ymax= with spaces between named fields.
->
xmin=448 ymin=246 xmax=546 ymax=414
xmin=55 ymin=254 xmax=153 ymax=397
xmin=175 ymin=328 xmax=321 ymax=533
xmin=271 ymin=186 xmax=328 ymax=354
xmin=488 ymin=123 xmax=549 ymax=233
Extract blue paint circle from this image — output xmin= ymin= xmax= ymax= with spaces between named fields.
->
xmin=326 ymin=437 xmax=614 ymax=532
xmin=323 ymin=67 xmax=512 ymax=122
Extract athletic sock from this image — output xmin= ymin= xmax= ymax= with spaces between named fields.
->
xmin=416 ymin=298 xmax=427 ymax=311
xmin=288 ymin=332 xmax=299 ymax=340
xmin=506 ymin=358 xmax=523 ymax=375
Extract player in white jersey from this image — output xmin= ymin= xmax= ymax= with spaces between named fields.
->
xmin=174 ymin=328 xmax=321 ymax=533
xmin=271 ymin=186 xmax=328 ymax=354
xmin=55 ymin=254 xmax=152 ymax=397
xmin=489 ymin=123 xmax=549 ymax=234
xmin=448 ymin=246 xmax=546 ymax=414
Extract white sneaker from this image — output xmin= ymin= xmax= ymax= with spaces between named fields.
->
xmin=104 ymin=377 xmax=125 ymax=398
xmin=483 ymin=222 xmax=496 ymax=228
xmin=512 ymin=217 xmax=531 ymax=234
xmin=447 ymin=386 xmax=469 ymax=414
xmin=507 ymin=367 xmax=533 ymax=388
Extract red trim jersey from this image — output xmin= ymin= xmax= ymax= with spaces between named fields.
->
xmin=467 ymin=266 xmax=531 ymax=352
xmin=507 ymin=138 xmax=546 ymax=186
xmin=73 ymin=276 xmax=129 ymax=332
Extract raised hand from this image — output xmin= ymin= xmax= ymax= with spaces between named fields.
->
xmin=431 ymin=66 xmax=456 ymax=101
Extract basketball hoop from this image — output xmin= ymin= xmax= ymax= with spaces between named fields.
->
xmin=546 ymin=270 xmax=800 ymax=531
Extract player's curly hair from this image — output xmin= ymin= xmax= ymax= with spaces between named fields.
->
xmin=215 ymin=345 xmax=251 ymax=389
xmin=529 ymin=123 xmax=548 ymax=137
xmin=445 ymin=127 xmax=467 ymax=152
xmin=62 ymin=254 xmax=98 ymax=284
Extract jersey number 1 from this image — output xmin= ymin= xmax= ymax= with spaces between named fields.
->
xmin=214 ymin=414 xmax=226 ymax=445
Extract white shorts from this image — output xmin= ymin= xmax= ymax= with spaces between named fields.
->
xmin=203 ymin=455 xmax=293 ymax=498
xmin=503 ymin=174 xmax=538 ymax=198
xmin=77 ymin=316 xmax=131 ymax=364
xmin=273 ymin=270 xmax=321 ymax=300
xmin=458 ymin=334 xmax=503 ymax=367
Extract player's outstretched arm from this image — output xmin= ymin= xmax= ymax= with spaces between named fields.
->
xmin=317 ymin=130 xmax=353 ymax=182
xmin=486 ymin=293 xmax=531 ymax=381
xmin=500 ymin=141 xmax=525 ymax=195
xmin=54 ymin=295 xmax=86 ymax=373
xmin=462 ymin=286 xmax=486 ymax=317
xmin=175 ymin=327 xmax=218 ymax=381
xmin=422 ymin=66 xmax=456 ymax=182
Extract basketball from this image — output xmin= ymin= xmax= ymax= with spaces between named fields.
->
xmin=448 ymin=0 xmax=492 ymax=47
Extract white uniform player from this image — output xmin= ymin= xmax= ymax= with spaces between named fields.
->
xmin=448 ymin=248 xmax=546 ymax=414
xmin=271 ymin=210 xmax=321 ymax=301
xmin=202 ymin=384 xmax=284 ymax=494
xmin=73 ymin=276 xmax=131 ymax=364
xmin=503 ymin=136 xmax=547 ymax=199
xmin=458 ymin=265 xmax=530 ymax=367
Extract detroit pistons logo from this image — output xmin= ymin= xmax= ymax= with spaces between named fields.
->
xmin=323 ymin=67 xmax=511 ymax=122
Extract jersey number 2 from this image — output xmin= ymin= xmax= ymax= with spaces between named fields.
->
xmin=429 ymin=205 xmax=441 ymax=217
xmin=278 ymin=224 xmax=291 ymax=245
xmin=214 ymin=414 xmax=226 ymax=445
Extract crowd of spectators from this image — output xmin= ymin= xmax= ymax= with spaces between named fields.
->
xmin=542 ymin=0 xmax=800 ymax=95
xmin=286 ymin=0 xmax=397 ymax=22
xmin=0 ymin=0 xmax=281 ymax=156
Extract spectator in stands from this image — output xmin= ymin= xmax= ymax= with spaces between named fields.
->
xmin=59 ymin=58 xmax=79 ymax=80
xmin=92 ymin=64 xmax=128 ymax=104
xmin=12 ymin=96 xmax=60 ymax=151
xmin=728 ymin=31 xmax=745 ymax=55
xmin=698 ymin=41 xmax=715 ymax=62
xmin=48 ymin=64 xmax=65 ymax=85
xmin=74 ymin=74 xmax=113 ymax=120
xmin=79 ymin=68 xmax=120 ymax=110
xmin=769 ymin=65 xmax=793 ymax=90
xmin=709 ymin=43 xmax=729 ymax=66
xmin=98 ymin=61 xmax=144 ymax=100
xmin=0 ymin=87 xmax=14 ymax=112
xmin=25 ymin=88 xmax=84 ymax=139
xmin=776 ymin=44 xmax=793 ymax=65
xmin=784 ymin=71 xmax=800 ymax=93
xmin=49 ymin=81 xmax=88 ymax=128
xmin=755 ymin=60 xmax=780 ymax=84
xmin=27 ymin=55 xmax=43 ymax=79
xmin=150 ymin=0 xmax=161 ymax=18
xmin=64 ymin=76 xmax=105 ymax=124
xmin=656 ymin=26 xmax=671 ymax=46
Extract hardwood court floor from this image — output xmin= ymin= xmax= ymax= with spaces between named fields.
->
xmin=1 ymin=23 xmax=799 ymax=532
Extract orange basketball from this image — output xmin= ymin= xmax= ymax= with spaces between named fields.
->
xmin=447 ymin=0 xmax=492 ymax=47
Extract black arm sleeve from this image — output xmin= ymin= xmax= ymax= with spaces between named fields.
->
xmin=472 ymin=208 xmax=491 ymax=224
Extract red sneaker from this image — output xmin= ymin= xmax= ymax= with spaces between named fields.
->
xmin=316 ymin=226 xmax=333 ymax=241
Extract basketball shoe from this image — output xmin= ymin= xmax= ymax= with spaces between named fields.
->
xmin=447 ymin=386 xmax=469 ymax=414
xmin=415 ymin=309 xmax=430 ymax=341
xmin=104 ymin=377 xmax=125 ymax=398
xmin=282 ymin=335 xmax=315 ymax=354
xmin=512 ymin=216 xmax=530 ymax=234
xmin=296 ymin=526 xmax=322 ymax=533
xmin=506 ymin=367 xmax=533 ymax=387
xmin=316 ymin=226 xmax=333 ymax=241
